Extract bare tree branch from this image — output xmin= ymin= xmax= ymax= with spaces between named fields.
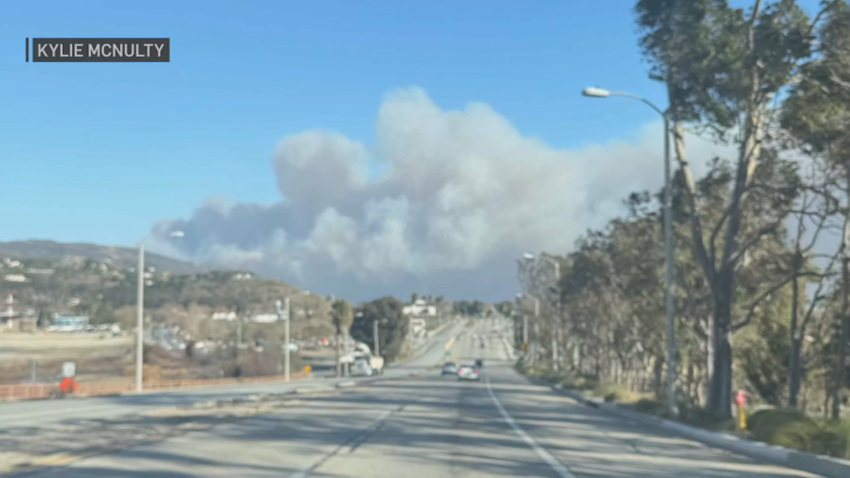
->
xmin=733 ymin=271 xmax=828 ymax=332
xmin=805 ymin=3 xmax=832 ymax=40
xmin=730 ymin=222 xmax=781 ymax=266
xmin=801 ymin=250 xmax=841 ymax=334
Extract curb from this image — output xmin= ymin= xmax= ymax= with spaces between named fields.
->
xmin=550 ymin=384 xmax=850 ymax=478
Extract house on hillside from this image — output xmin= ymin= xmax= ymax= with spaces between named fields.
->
xmin=211 ymin=311 xmax=237 ymax=321
xmin=403 ymin=299 xmax=438 ymax=338
xmin=250 ymin=313 xmax=278 ymax=323
xmin=52 ymin=315 xmax=89 ymax=332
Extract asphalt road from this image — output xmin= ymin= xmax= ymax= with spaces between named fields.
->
xmin=11 ymin=318 xmax=820 ymax=478
xmin=0 ymin=321 xmax=462 ymax=430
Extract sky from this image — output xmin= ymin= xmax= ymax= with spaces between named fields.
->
xmin=0 ymin=0 xmax=825 ymax=302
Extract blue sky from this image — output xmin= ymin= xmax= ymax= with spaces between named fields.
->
xmin=0 ymin=1 xmax=826 ymax=300
xmin=1 ymin=0 xmax=675 ymax=246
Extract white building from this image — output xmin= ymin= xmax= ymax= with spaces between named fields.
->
xmin=403 ymin=300 xmax=437 ymax=338
xmin=3 ymin=274 xmax=27 ymax=283
xmin=250 ymin=314 xmax=278 ymax=323
xmin=211 ymin=311 xmax=237 ymax=321
xmin=402 ymin=300 xmax=437 ymax=317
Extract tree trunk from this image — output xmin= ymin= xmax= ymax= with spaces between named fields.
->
xmin=686 ymin=358 xmax=696 ymax=404
xmin=709 ymin=267 xmax=734 ymax=418
xmin=832 ymin=170 xmax=850 ymax=420
xmin=789 ymin=260 xmax=802 ymax=408
xmin=654 ymin=355 xmax=664 ymax=400
xmin=833 ymin=255 xmax=849 ymax=419
xmin=789 ymin=337 xmax=803 ymax=408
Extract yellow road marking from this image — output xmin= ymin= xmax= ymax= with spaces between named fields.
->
xmin=444 ymin=337 xmax=455 ymax=351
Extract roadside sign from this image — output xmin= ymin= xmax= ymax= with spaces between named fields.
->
xmin=62 ymin=361 xmax=76 ymax=378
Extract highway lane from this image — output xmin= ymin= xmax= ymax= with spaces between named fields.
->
xmin=17 ymin=318 xmax=818 ymax=478
xmin=0 ymin=321 xmax=465 ymax=430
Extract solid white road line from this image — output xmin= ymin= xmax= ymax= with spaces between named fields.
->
xmin=486 ymin=378 xmax=575 ymax=478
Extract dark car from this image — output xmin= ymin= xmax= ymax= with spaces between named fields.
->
xmin=441 ymin=362 xmax=458 ymax=375
xmin=474 ymin=359 xmax=483 ymax=368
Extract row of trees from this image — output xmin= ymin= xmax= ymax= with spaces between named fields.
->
xmin=331 ymin=297 xmax=410 ymax=373
xmin=517 ymin=0 xmax=850 ymax=419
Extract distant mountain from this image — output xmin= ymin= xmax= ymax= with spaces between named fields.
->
xmin=0 ymin=240 xmax=205 ymax=274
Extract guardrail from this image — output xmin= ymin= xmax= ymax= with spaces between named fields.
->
xmin=0 ymin=371 xmax=309 ymax=401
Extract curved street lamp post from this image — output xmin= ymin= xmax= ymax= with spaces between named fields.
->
xmin=582 ymin=87 xmax=677 ymax=416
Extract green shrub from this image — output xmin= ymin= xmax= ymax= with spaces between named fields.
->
xmin=677 ymin=403 xmax=735 ymax=431
xmin=747 ymin=409 xmax=850 ymax=458
xmin=634 ymin=399 xmax=670 ymax=418
xmin=589 ymin=382 xmax=645 ymax=403
xmin=748 ymin=409 xmax=812 ymax=444
xmin=816 ymin=418 xmax=850 ymax=458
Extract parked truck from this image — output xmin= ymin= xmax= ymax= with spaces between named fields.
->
xmin=350 ymin=343 xmax=384 ymax=376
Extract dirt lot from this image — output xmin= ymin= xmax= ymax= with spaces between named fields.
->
xmin=0 ymin=333 xmax=132 ymax=361
xmin=0 ymin=333 xmax=134 ymax=384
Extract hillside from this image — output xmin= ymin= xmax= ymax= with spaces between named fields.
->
xmin=1 ymin=243 xmax=335 ymax=341
xmin=0 ymin=240 xmax=205 ymax=274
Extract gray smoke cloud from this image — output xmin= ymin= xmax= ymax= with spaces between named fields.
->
xmin=150 ymin=87 xmax=725 ymax=301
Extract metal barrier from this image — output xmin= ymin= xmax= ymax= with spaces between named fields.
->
xmin=0 ymin=371 xmax=309 ymax=400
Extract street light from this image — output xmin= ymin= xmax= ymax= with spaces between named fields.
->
xmin=516 ymin=292 xmax=538 ymax=354
xmin=582 ymin=86 xmax=677 ymax=416
xmin=535 ymin=255 xmax=561 ymax=372
xmin=515 ymin=293 xmax=530 ymax=351
xmin=524 ymin=253 xmax=561 ymax=370
xmin=135 ymin=230 xmax=184 ymax=392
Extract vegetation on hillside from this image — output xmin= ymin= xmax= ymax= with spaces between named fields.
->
xmin=2 ymin=254 xmax=333 ymax=339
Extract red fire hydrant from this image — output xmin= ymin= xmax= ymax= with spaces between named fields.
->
xmin=735 ymin=389 xmax=749 ymax=430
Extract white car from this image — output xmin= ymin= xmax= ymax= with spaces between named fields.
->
xmin=457 ymin=365 xmax=480 ymax=381
xmin=351 ymin=357 xmax=375 ymax=377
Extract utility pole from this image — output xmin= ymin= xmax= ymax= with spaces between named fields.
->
xmin=345 ymin=327 xmax=351 ymax=376
xmin=236 ymin=318 xmax=242 ymax=347
xmin=373 ymin=319 xmax=380 ymax=357
xmin=533 ymin=297 xmax=539 ymax=360
xmin=523 ymin=313 xmax=529 ymax=349
xmin=276 ymin=298 xmax=291 ymax=382
xmin=285 ymin=297 xmax=290 ymax=382
xmin=135 ymin=243 xmax=144 ymax=392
